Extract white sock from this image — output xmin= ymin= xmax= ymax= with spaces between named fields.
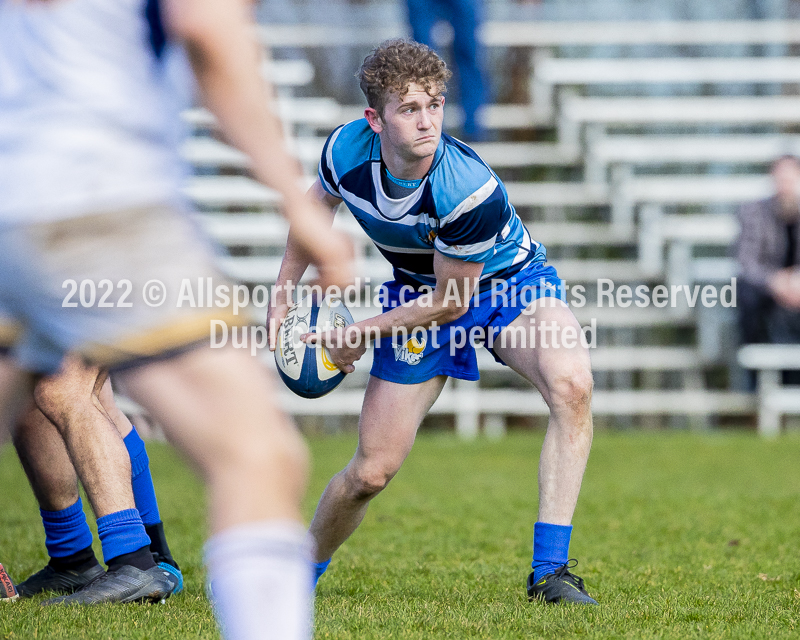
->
xmin=205 ymin=520 xmax=313 ymax=640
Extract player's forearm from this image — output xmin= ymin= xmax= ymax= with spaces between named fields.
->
xmin=274 ymin=234 xmax=312 ymax=305
xmin=349 ymin=254 xmax=482 ymax=342
xmin=351 ymin=294 xmax=468 ymax=343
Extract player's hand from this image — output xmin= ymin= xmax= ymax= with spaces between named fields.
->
xmin=301 ymin=326 xmax=366 ymax=374
xmin=266 ymin=301 xmax=292 ymax=351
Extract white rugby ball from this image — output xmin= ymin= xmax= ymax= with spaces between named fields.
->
xmin=274 ymin=295 xmax=354 ymax=398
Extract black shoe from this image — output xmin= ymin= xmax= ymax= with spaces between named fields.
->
xmin=43 ymin=565 xmax=175 ymax=605
xmin=526 ymin=560 xmax=598 ymax=605
xmin=16 ymin=563 xmax=105 ymax=598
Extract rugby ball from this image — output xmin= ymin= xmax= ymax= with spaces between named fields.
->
xmin=274 ymin=295 xmax=354 ymax=399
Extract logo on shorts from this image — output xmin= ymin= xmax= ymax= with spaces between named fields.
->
xmin=394 ymin=336 xmax=426 ymax=365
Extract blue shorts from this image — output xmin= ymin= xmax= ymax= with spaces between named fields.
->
xmin=370 ymin=262 xmax=563 ymax=384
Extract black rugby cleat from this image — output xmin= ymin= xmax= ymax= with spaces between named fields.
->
xmin=526 ymin=560 xmax=598 ymax=605
xmin=43 ymin=565 xmax=175 ymax=605
xmin=16 ymin=563 xmax=104 ymax=598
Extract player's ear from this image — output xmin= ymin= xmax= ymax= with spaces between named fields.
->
xmin=364 ymin=108 xmax=384 ymax=133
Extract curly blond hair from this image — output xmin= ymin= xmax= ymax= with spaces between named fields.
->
xmin=357 ymin=39 xmax=452 ymax=117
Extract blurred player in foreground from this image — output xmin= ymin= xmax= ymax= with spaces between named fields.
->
xmin=13 ymin=358 xmax=182 ymax=600
xmin=0 ymin=0 xmax=352 ymax=637
xmin=268 ymin=39 xmax=597 ymax=605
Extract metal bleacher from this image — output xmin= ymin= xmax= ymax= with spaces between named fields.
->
xmin=170 ymin=18 xmax=800 ymax=435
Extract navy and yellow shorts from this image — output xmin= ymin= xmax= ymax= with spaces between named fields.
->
xmin=370 ymin=262 xmax=563 ymax=384
xmin=0 ymin=205 xmax=243 ymax=374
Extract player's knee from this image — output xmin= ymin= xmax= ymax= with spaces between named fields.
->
xmin=34 ymin=364 xmax=98 ymax=422
xmin=346 ymin=465 xmax=394 ymax=501
xmin=32 ymin=379 xmax=73 ymax=424
xmin=547 ymin=366 xmax=593 ymax=414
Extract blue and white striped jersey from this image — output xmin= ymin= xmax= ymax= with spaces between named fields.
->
xmin=318 ymin=119 xmax=547 ymax=289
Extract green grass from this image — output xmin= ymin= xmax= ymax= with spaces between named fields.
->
xmin=2 ymin=431 xmax=800 ymax=639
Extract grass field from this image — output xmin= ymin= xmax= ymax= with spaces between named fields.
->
xmin=2 ymin=430 xmax=800 ymax=639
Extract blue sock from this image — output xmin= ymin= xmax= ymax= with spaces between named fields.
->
xmin=123 ymin=426 xmax=161 ymax=527
xmin=532 ymin=521 xmax=572 ymax=584
xmin=312 ymin=559 xmax=331 ymax=588
xmin=40 ymin=497 xmax=94 ymax=559
xmin=96 ymin=509 xmax=151 ymax=564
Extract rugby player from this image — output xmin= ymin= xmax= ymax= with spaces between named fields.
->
xmin=13 ymin=358 xmax=182 ymax=599
xmin=268 ymin=39 xmax=597 ymax=605
xmin=0 ymin=0 xmax=352 ymax=636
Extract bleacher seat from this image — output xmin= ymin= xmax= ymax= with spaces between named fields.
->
xmin=533 ymin=57 xmax=800 ymax=122
xmin=738 ymin=345 xmax=800 ymax=436
xmin=561 ymin=95 xmax=800 ymax=130
xmin=585 ymin=133 xmax=800 ymax=183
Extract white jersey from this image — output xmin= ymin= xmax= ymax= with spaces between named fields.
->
xmin=0 ymin=0 xmax=191 ymax=224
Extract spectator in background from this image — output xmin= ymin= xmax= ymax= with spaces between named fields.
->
xmin=736 ymin=154 xmax=800 ymax=386
xmin=405 ymin=0 xmax=487 ymax=140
